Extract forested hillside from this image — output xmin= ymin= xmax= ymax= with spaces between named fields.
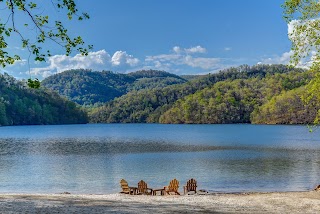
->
xmin=0 ymin=73 xmax=88 ymax=126
xmin=159 ymin=71 xmax=311 ymax=124
xmin=251 ymin=87 xmax=318 ymax=124
xmin=89 ymin=64 xmax=308 ymax=124
xmin=42 ymin=69 xmax=187 ymax=106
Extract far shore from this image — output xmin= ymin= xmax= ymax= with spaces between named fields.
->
xmin=0 ymin=191 xmax=319 ymax=213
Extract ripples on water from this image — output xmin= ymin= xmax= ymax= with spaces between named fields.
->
xmin=0 ymin=124 xmax=320 ymax=194
xmin=2 ymin=137 xmax=320 ymax=155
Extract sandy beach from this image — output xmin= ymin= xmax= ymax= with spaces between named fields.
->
xmin=0 ymin=191 xmax=319 ymax=213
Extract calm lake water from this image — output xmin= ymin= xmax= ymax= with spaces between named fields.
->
xmin=0 ymin=124 xmax=320 ymax=194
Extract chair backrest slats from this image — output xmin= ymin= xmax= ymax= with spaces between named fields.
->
xmin=120 ymin=179 xmax=130 ymax=193
xmin=138 ymin=180 xmax=148 ymax=194
xmin=168 ymin=178 xmax=179 ymax=192
xmin=186 ymin=178 xmax=197 ymax=192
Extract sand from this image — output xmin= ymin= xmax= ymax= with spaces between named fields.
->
xmin=0 ymin=191 xmax=319 ymax=213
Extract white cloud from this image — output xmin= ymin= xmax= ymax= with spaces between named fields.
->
xmin=258 ymin=50 xmax=318 ymax=69
xmin=172 ymin=45 xmax=206 ymax=55
xmin=7 ymin=59 xmax=27 ymax=67
xmin=224 ymin=47 xmax=232 ymax=51
xmin=184 ymin=45 xmax=207 ymax=54
xmin=259 ymin=51 xmax=293 ymax=65
xmin=111 ymin=51 xmax=139 ymax=66
xmin=20 ymin=45 xmax=240 ymax=78
xmin=145 ymin=53 xmax=181 ymax=62
xmin=29 ymin=49 xmax=140 ymax=78
xmin=287 ymin=20 xmax=298 ymax=37
xmin=184 ymin=55 xmax=220 ymax=69
xmin=144 ymin=45 xmax=224 ymax=74
xmin=258 ymin=19 xmax=320 ymax=69
xmin=173 ymin=46 xmax=182 ymax=53
xmin=286 ymin=19 xmax=320 ymax=68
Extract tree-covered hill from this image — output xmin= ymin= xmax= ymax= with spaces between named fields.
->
xmin=251 ymin=87 xmax=318 ymax=124
xmin=159 ymin=71 xmax=311 ymax=124
xmin=127 ymin=69 xmax=185 ymax=79
xmin=0 ymin=73 xmax=87 ymax=126
xmin=42 ymin=69 xmax=187 ymax=106
xmin=41 ymin=69 xmax=134 ymax=106
xmin=89 ymin=64 xmax=307 ymax=123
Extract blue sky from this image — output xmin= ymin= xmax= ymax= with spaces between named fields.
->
xmin=1 ymin=0 xmax=293 ymax=79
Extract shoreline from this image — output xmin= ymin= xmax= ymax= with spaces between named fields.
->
xmin=0 ymin=191 xmax=319 ymax=213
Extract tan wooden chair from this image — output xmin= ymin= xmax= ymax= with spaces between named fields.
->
xmin=136 ymin=180 xmax=153 ymax=195
xmin=164 ymin=178 xmax=180 ymax=195
xmin=184 ymin=178 xmax=197 ymax=194
xmin=120 ymin=179 xmax=137 ymax=195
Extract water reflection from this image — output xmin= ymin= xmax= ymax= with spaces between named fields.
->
xmin=1 ymin=137 xmax=320 ymax=156
xmin=0 ymin=124 xmax=319 ymax=193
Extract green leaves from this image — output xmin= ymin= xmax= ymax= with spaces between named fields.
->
xmin=283 ymin=0 xmax=320 ymax=125
xmin=283 ymin=0 xmax=320 ymax=66
xmin=0 ymin=1 xmax=92 ymax=90
xmin=27 ymin=78 xmax=40 ymax=89
xmin=0 ymin=0 xmax=92 ymax=69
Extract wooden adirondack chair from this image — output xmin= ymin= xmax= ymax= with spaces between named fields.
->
xmin=136 ymin=180 xmax=153 ymax=195
xmin=164 ymin=178 xmax=180 ymax=195
xmin=120 ymin=179 xmax=137 ymax=195
xmin=184 ymin=178 xmax=197 ymax=194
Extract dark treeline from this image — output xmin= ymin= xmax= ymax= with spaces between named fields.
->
xmin=0 ymin=73 xmax=87 ymax=126
xmin=89 ymin=64 xmax=310 ymax=124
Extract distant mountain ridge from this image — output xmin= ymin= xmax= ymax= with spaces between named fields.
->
xmin=89 ymin=64 xmax=315 ymax=124
xmin=39 ymin=64 xmax=319 ymax=125
xmin=42 ymin=69 xmax=187 ymax=106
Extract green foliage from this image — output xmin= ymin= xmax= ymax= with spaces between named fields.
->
xmin=27 ymin=78 xmax=40 ymax=89
xmin=251 ymin=87 xmax=318 ymax=124
xmin=0 ymin=0 xmax=91 ymax=66
xmin=89 ymin=64 xmax=307 ymax=124
xmin=0 ymin=0 xmax=92 ymax=89
xmin=129 ymin=77 xmax=186 ymax=91
xmin=127 ymin=70 xmax=185 ymax=79
xmin=180 ymin=75 xmax=203 ymax=81
xmin=282 ymin=0 xmax=320 ymax=66
xmin=282 ymin=0 xmax=320 ymax=125
xmin=0 ymin=72 xmax=88 ymax=126
xmin=161 ymin=71 xmax=312 ymax=124
xmin=42 ymin=69 xmax=187 ymax=106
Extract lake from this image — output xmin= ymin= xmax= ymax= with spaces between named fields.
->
xmin=0 ymin=124 xmax=319 ymax=194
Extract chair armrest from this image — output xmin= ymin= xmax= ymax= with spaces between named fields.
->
xmin=153 ymin=188 xmax=164 ymax=191
xmin=127 ymin=187 xmax=138 ymax=195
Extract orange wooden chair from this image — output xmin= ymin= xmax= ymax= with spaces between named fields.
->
xmin=164 ymin=178 xmax=180 ymax=195
xmin=136 ymin=180 xmax=153 ymax=195
xmin=119 ymin=179 xmax=137 ymax=195
xmin=184 ymin=178 xmax=197 ymax=194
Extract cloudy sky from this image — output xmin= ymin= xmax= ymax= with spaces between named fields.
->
xmin=1 ymin=0 xmax=293 ymax=79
